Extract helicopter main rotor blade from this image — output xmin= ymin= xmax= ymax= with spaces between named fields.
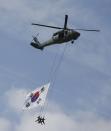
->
xmin=32 ymin=23 xmax=63 ymax=29
xmin=32 ymin=23 xmax=100 ymax=32
xmin=74 ymin=29 xmax=100 ymax=32
xmin=64 ymin=15 xmax=68 ymax=29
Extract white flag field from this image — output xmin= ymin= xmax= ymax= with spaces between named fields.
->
xmin=23 ymin=83 xmax=50 ymax=110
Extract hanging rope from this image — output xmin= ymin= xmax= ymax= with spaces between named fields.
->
xmin=40 ymin=44 xmax=68 ymax=116
xmin=51 ymin=44 xmax=68 ymax=87
xmin=47 ymin=49 xmax=59 ymax=83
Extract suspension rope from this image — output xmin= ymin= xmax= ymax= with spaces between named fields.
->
xmin=51 ymin=44 xmax=68 ymax=87
xmin=47 ymin=49 xmax=59 ymax=83
xmin=40 ymin=44 xmax=68 ymax=116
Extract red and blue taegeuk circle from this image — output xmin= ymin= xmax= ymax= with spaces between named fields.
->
xmin=31 ymin=91 xmax=39 ymax=102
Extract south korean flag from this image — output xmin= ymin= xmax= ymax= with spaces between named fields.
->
xmin=23 ymin=83 xmax=50 ymax=110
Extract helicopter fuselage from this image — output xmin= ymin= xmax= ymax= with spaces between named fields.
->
xmin=40 ymin=29 xmax=80 ymax=46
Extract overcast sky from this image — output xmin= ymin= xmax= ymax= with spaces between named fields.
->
xmin=0 ymin=0 xmax=111 ymax=131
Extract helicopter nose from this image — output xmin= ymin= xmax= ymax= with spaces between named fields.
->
xmin=73 ymin=31 xmax=80 ymax=40
xmin=77 ymin=32 xmax=80 ymax=37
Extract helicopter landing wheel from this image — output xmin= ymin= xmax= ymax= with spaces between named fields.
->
xmin=71 ymin=40 xmax=74 ymax=44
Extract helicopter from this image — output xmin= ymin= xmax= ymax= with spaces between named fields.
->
xmin=31 ymin=15 xmax=100 ymax=50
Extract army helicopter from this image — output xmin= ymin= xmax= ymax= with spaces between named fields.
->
xmin=31 ymin=15 xmax=100 ymax=50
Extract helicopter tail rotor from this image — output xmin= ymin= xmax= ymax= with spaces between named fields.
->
xmin=31 ymin=36 xmax=43 ymax=50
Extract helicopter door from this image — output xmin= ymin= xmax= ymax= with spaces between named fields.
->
xmin=59 ymin=32 xmax=64 ymax=39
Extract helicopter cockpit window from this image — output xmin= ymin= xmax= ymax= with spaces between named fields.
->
xmin=53 ymin=33 xmax=57 ymax=36
xmin=52 ymin=33 xmax=59 ymax=39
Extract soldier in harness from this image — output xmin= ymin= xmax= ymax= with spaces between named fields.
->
xmin=35 ymin=116 xmax=45 ymax=125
